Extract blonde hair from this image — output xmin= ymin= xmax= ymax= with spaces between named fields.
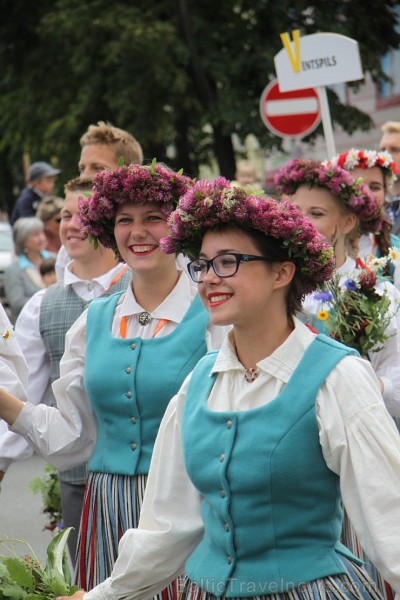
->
xmin=381 ymin=121 xmax=400 ymax=135
xmin=64 ymin=176 xmax=93 ymax=195
xmin=80 ymin=121 xmax=143 ymax=166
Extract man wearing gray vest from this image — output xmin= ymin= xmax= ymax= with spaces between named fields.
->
xmin=0 ymin=177 xmax=131 ymax=563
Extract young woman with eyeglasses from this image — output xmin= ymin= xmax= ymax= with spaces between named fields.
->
xmin=53 ymin=177 xmax=400 ymax=600
xmin=0 ymin=163 xmax=228 ymax=592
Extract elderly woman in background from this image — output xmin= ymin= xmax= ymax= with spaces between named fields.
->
xmin=4 ymin=217 xmax=53 ymax=322
xmin=36 ymin=195 xmax=64 ymax=253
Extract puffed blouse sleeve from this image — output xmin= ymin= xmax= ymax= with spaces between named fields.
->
xmin=85 ymin=375 xmax=205 ymax=600
xmin=317 ymin=354 xmax=400 ymax=594
xmin=10 ymin=309 xmax=96 ymax=471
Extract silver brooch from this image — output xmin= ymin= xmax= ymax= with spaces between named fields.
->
xmin=138 ymin=311 xmax=152 ymax=325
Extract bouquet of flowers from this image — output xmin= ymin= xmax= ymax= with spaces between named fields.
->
xmin=0 ymin=527 xmax=78 ymax=598
xmin=313 ymin=250 xmax=400 ymax=356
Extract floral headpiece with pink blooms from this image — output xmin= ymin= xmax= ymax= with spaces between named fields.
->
xmin=274 ymin=159 xmax=383 ymax=234
xmin=160 ymin=177 xmax=335 ymax=293
xmin=78 ymin=160 xmax=193 ymax=259
xmin=324 ymin=148 xmax=398 ymax=187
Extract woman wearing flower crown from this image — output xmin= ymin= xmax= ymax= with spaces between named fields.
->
xmin=274 ymin=158 xmax=400 ymax=600
xmin=325 ymin=149 xmax=400 ymax=286
xmin=49 ymin=177 xmax=400 ymax=600
xmin=0 ymin=162 xmax=228 ymax=592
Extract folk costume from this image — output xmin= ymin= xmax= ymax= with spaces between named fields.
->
xmin=83 ymin=321 xmax=400 ymax=600
xmin=10 ymin=271 xmax=227 ymax=591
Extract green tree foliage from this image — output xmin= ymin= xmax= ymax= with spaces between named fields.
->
xmin=0 ymin=0 xmax=398 ymax=211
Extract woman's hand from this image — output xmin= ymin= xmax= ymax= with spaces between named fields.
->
xmin=56 ymin=592 xmax=86 ymax=600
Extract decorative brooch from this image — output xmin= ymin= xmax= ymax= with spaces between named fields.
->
xmin=138 ymin=311 xmax=152 ymax=326
xmin=244 ymin=367 xmax=259 ymax=383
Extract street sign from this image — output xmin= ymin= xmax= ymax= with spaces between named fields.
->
xmin=275 ymin=32 xmax=363 ymax=92
xmin=259 ymin=79 xmax=321 ymax=139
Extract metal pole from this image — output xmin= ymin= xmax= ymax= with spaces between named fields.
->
xmin=316 ymin=86 xmax=336 ymax=159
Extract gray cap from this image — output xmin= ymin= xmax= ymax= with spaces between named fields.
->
xmin=28 ymin=161 xmax=61 ymax=183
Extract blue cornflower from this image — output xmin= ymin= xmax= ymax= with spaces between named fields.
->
xmin=344 ymin=278 xmax=357 ymax=291
xmin=313 ymin=290 xmax=333 ymax=302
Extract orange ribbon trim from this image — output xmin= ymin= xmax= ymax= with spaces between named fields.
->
xmin=119 ymin=315 xmax=169 ymax=339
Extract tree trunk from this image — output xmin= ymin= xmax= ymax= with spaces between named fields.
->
xmin=212 ymin=126 xmax=236 ymax=179
xmin=175 ymin=121 xmax=197 ymax=178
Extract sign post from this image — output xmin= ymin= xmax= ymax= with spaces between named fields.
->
xmin=316 ymin=86 xmax=335 ymax=159
xmin=273 ymin=31 xmax=363 ymax=157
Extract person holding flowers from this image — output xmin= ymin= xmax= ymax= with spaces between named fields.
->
xmin=325 ymin=148 xmax=400 ymax=287
xmin=274 ymin=158 xmax=400 ymax=417
xmin=275 ymin=158 xmax=400 ymax=600
xmin=0 ymin=162 xmax=228 ymax=593
xmin=50 ymin=177 xmax=400 ymax=600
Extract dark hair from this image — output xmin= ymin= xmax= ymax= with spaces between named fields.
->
xmin=39 ymin=256 xmax=57 ymax=277
xmin=218 ymin=224 xmax=307 ymax=319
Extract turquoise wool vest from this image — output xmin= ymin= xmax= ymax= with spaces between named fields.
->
xmin=39 ymin=270 xmax=132 ymax=386
xmin=39 ymin=271 xmax=132 ymax=485
xmin=85 ymin=292 xmax=208 ymax=476
xmin=182 ymin=334 xmax=359 ymax=597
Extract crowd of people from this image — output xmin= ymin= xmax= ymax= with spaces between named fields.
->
xmin=0 ymin=119 xmax=400 ymax=600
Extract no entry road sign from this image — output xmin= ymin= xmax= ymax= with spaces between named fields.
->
xmin=260 ymin=79 xmax=321 ymax=139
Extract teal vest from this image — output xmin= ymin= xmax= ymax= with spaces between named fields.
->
xmin=182 ymin=334 xmax=358 ymax=597
xmin=85 ymin=292 xmax=208 ymax=475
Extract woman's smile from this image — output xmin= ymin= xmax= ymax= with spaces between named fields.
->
xmin=128 ymin=244 xmax=158 ymax=256
xmin=207 ymin=292 xmax=233 ymax=308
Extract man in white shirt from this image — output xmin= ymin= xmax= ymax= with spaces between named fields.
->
xmin=0 ymin=177 xmax=131 ymax=562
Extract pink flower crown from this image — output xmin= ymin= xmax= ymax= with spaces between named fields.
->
xmin=325 ymin=149 xmax=398 ymax=187
xmin=78 ymin=161 xmax=193 ymax=259
xmin=160 ymin=177 xmax=335 ymax=293
xmin=274 ymin=159 xmax=383 ymax=234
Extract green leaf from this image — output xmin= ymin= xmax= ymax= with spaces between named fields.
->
xmin=0 ymin=581 xmax=28 ymax=598
xmin=87 ymin=234 xmax=99 ymax=250
xmin=48 ymin=571 xmax=68 ymax=596
xmin=4 ymin=558 xmax=34 ymax=591
xmin=44 ymin=527 xmax=73 ymax=581
xmin=0 ymin=561 xmax=9 ymax=578
xmin=117 ymin=155 xmax=125 ymax=167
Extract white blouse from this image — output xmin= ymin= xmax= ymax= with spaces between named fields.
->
xmin=0 ymin=303 xmax=29 ymax=460
xmin=10 ymin=271 xmax=229 ymax=471
xmin=81 ymin=319 xmax=400 ymax=600
xmin=0 ymin=303 xmax=28 ymax=402
xmin=0 ymin=261 xmax=128 ymax=472
xmin=303 ymin=255 xmax=400 ymax=417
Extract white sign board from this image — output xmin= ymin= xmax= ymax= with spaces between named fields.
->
xmin=274 ymin=32 xmax=363 ymax=92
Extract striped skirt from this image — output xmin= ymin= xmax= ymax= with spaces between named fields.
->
xmin=178 ymin=555 xmax=383 ymax=600
xmin=76 ymin=471 xmax=178 ymax=600
xmin=341 ymin=509 xmax=395 ymax=600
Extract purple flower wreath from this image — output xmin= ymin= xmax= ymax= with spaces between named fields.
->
xmin=78 ymin=161 xmax=193 ymax=259
xmin=160 ymin=177 xmax=335 ymax=293
xmin=273 ymin=159 xmax=383 ymax=234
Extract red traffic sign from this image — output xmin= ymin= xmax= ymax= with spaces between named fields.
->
xmin=260 ymin=79 xmax=321 ymax=139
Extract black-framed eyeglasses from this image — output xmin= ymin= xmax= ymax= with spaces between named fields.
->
xmin=187 ymin=253 xmax=273 ymax=283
